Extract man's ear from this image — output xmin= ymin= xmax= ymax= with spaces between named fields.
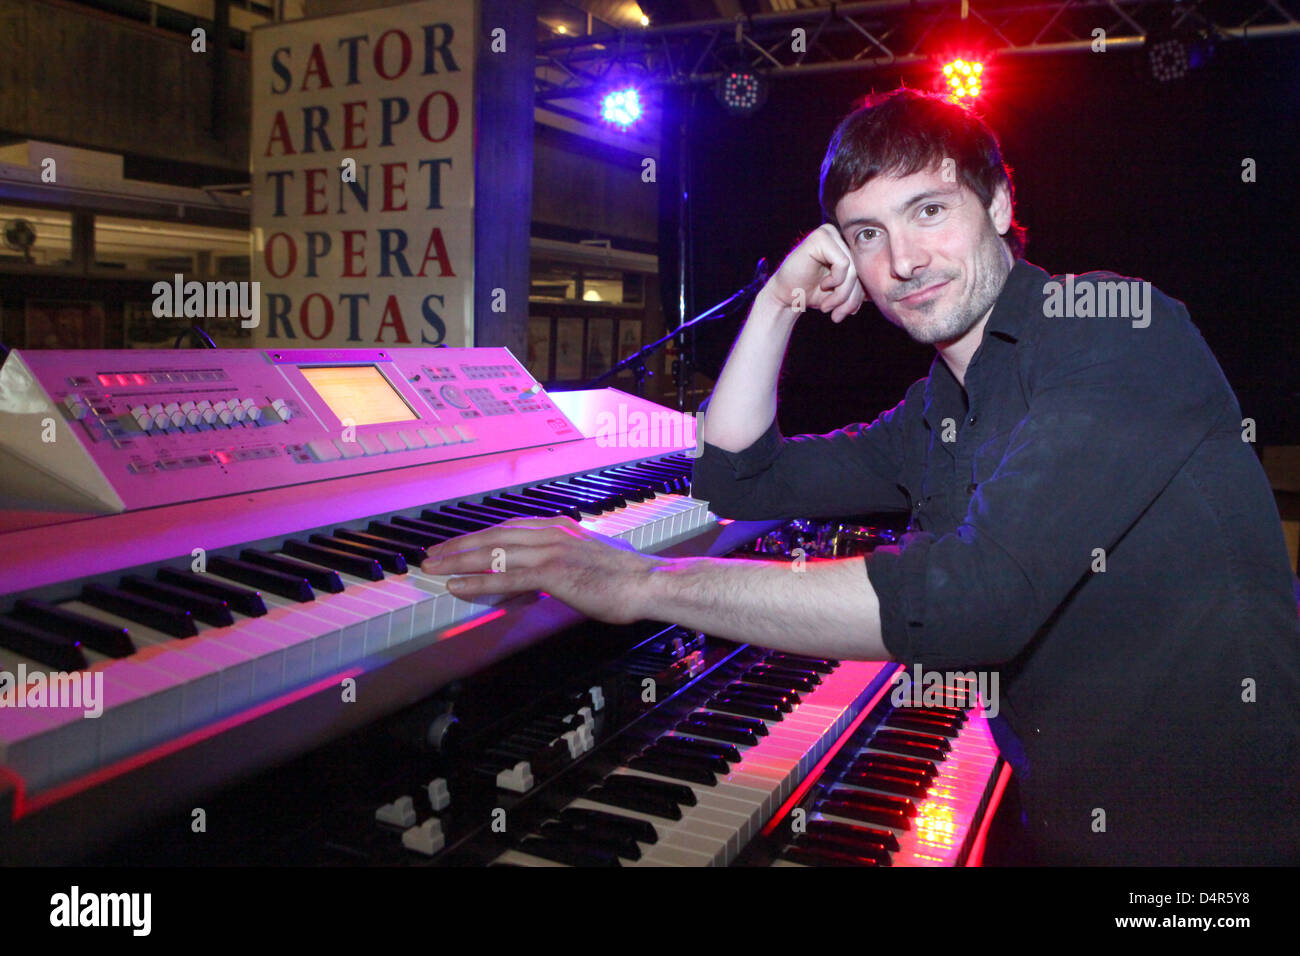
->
xmin=989 ymin=181 xmax=1013 ymax=235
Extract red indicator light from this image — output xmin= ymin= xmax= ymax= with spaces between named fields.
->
xmin=114 ymin=374 xmax=130 ymax=386
xmin=97 ymin=375 xmax=112 ymax=386
xmin=132 ymin=374 xmax=146 ymax=385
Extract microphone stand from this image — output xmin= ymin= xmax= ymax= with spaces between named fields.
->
xmin=586 ymin=259 xmax=769 ymax=410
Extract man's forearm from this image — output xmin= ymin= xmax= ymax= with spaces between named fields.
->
xmin=699 ymin=286 xmax=798 ymax=453
xmin=640 ymin=555 xmax=891 ymax=661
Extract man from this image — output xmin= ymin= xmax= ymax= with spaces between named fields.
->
xmin=424 ymin=89 xmax=1300 ymax=865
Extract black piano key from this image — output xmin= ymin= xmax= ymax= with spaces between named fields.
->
xmin=675 ymin=718 xmax=758 ymax=748
xmin=816 ymin=796 xmax=912 ymax=831
xmin=366 ymin=521 xmax=446 ymax=549
xmin=838 ymin=786 xmax=919 ymax=815
xmin=798 ymin=830 xmax=894 ymax=865
xmin=333 ymin=530 xmax=427 ymax=565
xmin=566 ymin=475 xmax=646 ymax=501
xmin=390 ymin=516 xmax=466 ymax=541
xmin=850 ymin=754 xmax=938 ymax=780
xmin=658 ymin=453 xmax=695 ymax=467
xmin=766 ymin=652 xmax=837 ymax=673
xmin=521 ymin=484 xmax=605 ymax=510
xmin=864 ymin=737 xmax=946 ymax=761
xmin=118 ymin=576 xmax=234 ymax=628
xmin=691 ymin=711 xmax=769 ymax=736
xmin=209 ymin=555 xmax=315 ymax=603
xmin=911 ymin=705 xmax=967 ymax=719
xmin=157 ymin=568 xmax=267 ymax=617
xmin=538 ymin=821 xmax=642 ymax=861
xmin=627 ymin=752 xmax=716 ymax=786
xmin=613 ymin=460 xmax=680 ymax=480
xmin=726 ymin=684 xmax=797 ymax=711
xmin=437 ymin=504 xmax=508 ymax=526
xmin=309 ymin=534 xmax=407 ymax=574
xmin=642 ymin=742 xmax=729 ymax=775
xmin=751 ymin=663 xmax=822 ymax=685
xmin=453 ymin=501 xmax=532 ymax=522
xmin=585 ymin=785 xmax=682 ymax=821
xmin=539 ymin=481 xmax=624 ymax=510
xmin=513 ymin=488 xmax=603 ymax=517
xmin=557 ymin=807 xmax=658 ymax=845
xmin=826 ymin=787 xmax=917 ymax=818
xmin=12 ymin=598 xmax=135 ymax=657
xmin=740 ymin=670 xmax=816 ymax=693
xmin=602 ymin=773 xmax=697 ymax=807
xmin=884 ymin=713 xmax=961 ymax=738
xmin=807 ymin=818 xmax=901 ymax=853
xmin=582 ymin=473 xmax=655 ymax=498
xmin=282 ymin=540 xmax=384 ymax=581
xmin=0 ymin=615 xmax=89 ymax=669
xmin=657 ymin=735 xmax=742 ymax=764
xmin=493 ymin=493 xmax=578 ymax=520
xmin=80 ymin=583 xmax=198 ymax=638
xmin=420 ymin=511 xmax=492 ymax=533
xmin=473 ymin=497 xmax=555 ymax=519
xmin=517 ymin=835 xmax=621 ymax=867
xmin=782 ymin=843 xmax=887 ymax=867
xmin=707 ymin=695 xmax=782 ymax=721
xmin=600 ymin=467 xmax=672 ymax=495
xmin=871 ymin=728 xmax=951 ymax=755
xmin=241 ymin=549 xmax=345 ymax=594
xmin=841 ymin=770 xmax=931 ymax=799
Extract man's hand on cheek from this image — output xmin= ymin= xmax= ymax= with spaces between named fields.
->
xmin=419 ymin=516 xmax=665 ymax=626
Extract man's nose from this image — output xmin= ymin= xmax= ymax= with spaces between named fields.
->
xmin=889 ymin=232 xmax=929 ymax=282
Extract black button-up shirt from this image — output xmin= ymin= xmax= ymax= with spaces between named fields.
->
xmin=692 ymin=258 xmax=1300 ymax=864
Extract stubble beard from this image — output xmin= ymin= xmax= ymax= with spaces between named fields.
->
xmin=893 ymin=235 xmax=1012 ymax=346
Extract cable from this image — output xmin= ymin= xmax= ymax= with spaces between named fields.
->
xmin=173 ymin=326 xmax=217 ymax=349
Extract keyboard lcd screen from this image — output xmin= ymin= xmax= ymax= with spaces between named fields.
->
xmin=300 ymin=365 xmax=419 ymax=426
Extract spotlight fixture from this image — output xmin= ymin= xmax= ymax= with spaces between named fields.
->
xmin=941 ymin=58 xmax=984 ymax=101
xmin=714 ymin=69 xmax=768 ymax=116
xmin=1144 ymin=13 xmax=1216 ymax=83
xmin=601 ymin=88 xmax=642 ymax=129
xmin=1147 ymin=36 xmax=1188 ymax=82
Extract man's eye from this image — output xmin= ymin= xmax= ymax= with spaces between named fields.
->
xmin=856 ymin=228 xmax=877 ymax=242
xmin=921 ymin=203 xmax=944 ymax=217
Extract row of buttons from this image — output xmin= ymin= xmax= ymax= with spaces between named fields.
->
xmin=460 ymin=364 xmax=519 ymax=379
xmin=128 ymin=398 xmax=292 ymax=432
xmin=304 ymin=424 xmax=476 ymax=462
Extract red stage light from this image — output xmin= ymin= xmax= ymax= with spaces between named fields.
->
xmin=941 ymin=58 xmax=984 ymax=101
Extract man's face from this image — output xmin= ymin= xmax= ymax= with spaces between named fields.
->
xmin=834 ymin=165 xmax=1013 ymax=346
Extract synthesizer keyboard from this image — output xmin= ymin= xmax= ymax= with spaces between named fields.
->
xmin=0 ymin=348 xmax=1007 ymax=866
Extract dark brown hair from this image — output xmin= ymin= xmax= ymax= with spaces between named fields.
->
xmin=819 ymin=88 xmax=1026 ymax=257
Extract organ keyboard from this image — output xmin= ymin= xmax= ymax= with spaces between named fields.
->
xmin=0 ymin=348 xmax=1006 ymax=866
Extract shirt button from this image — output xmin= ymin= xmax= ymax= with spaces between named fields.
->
xmin=967 ymin=414 xmax=977 ymax=425
xmin=967 ymin=482 xmax=978 ymax=494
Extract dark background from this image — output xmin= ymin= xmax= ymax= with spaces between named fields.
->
xmin=663 ymin=34 xmax=1300 ymax=443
